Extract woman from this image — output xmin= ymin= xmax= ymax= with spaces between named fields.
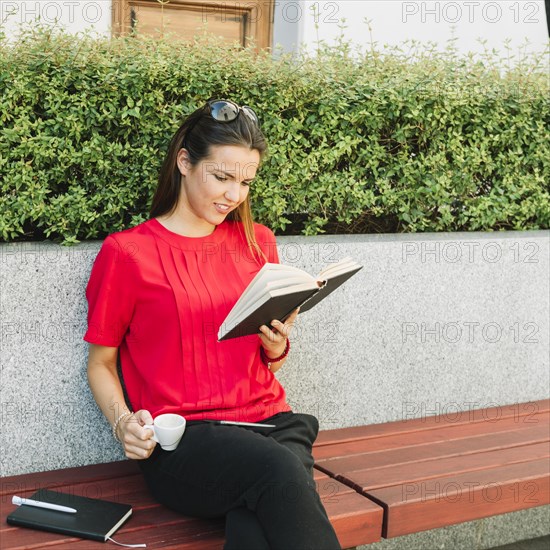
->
xmin=84 ymin=99 xmax=342 ymax=550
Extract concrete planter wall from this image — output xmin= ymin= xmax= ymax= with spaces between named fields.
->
xmin=1 ymin=230 xmax=548 ymax=477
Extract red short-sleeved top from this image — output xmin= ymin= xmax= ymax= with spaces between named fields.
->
xmin=83 ymin=218 xmax=292 ymax=422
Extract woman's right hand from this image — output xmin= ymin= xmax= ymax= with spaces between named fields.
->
xmin=116 ymin=409 xmax=158 ymax=460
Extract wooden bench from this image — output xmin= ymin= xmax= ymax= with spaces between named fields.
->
xmin=1 ymin=399 xmax=548 ymax=548
xmin=314 ymin=399 xmax=550 ymax=539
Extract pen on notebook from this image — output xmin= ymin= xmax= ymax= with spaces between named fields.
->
xmin=12 ymin=495 xmax=77 ymax=514
xmin=206 ymin=420 xmax=276 ymax=428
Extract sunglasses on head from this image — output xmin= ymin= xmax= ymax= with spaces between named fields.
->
xmin=182 ymin=99 xmax=260 ymax=148
xmin=205 ymin=99 xmax=260 ymax=126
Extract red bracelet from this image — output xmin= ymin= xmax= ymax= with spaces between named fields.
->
xmin=260 ymin=338 xmax=290 ymax=370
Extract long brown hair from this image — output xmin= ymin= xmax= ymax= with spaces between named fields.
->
xmin=150 ymin=100 xmax=269 ymax=264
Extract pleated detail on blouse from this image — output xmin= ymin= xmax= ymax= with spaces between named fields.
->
xmin=150 ymin=220 xmax=276 ymax=418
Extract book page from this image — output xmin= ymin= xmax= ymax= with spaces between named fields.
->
xmin=225 ymin=263 xmax=315 ymax=320
xmin=316 ymin=257 xmax=362 ymax=280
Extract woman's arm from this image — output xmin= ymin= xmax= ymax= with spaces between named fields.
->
xmin=261 ymin=353 xmax=288 ymax=374
xmin=87 ymin=343 xmax=156 ymax=459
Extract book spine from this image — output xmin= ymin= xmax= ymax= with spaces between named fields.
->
xmin=293 ymin=286 xmax=323 ymax=311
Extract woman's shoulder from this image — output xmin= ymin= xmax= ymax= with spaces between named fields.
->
xmin=98 ymin=220 xmax=158 ymax=258
xmin=103 ymin=219 xmax=156 ymax=241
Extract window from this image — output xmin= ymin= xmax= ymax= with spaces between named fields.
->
xmin=112 ymin=0 xmax=274 ymax=51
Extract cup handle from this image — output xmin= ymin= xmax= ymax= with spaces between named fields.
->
xmin=143 ymin=424 xmax=159 ymax=443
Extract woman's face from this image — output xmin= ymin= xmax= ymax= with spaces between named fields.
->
xmin=176 ymin=144 xmax=260 ymax=231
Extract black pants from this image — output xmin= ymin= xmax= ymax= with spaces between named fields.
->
xmin=137 ymin=412 xmax=342 ymax=550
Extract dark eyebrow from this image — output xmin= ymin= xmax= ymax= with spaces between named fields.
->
xmin=213 ymin=169 xmax=255 ymax=182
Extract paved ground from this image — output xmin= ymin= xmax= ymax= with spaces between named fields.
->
xmin=489 ymin=535 xmax=550 ymax=550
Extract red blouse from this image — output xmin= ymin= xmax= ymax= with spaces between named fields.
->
xmin=83 ymin=218 xmax=292 ymax=422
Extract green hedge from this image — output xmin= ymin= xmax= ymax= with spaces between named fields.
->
xmin=1 ymin=24 xmax=548 ymax=244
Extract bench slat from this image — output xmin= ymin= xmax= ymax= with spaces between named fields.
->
xmin=365 ymin=458 xmax=550 ymax=537
xmin=1 ymin=474 xmax=157 ymax=508
xmin=0 ymin=460 xmax=141 ymax=497
xmin=0 ymin=471 xmax=342 ymax=508
xmin=315 ymin=399 xmax=550 ymax=447
xmin=338 ymin=441 xmax=550 ymax=492
xmin=314 ymin=412 xmax=549 ymax=460
xmin=316 ymin=423 xmax=549 ymax=474
xmin=0 ymin=470 xmax=355 ymax=511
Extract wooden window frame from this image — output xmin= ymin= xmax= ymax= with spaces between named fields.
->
xmin=111 ymin=0 xmax=274 ymax=52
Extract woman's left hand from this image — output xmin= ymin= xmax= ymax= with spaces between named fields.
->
xmin=258 ymin=307 xmax=300 ymax=357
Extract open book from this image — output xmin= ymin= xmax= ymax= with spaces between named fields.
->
xmin=218 ymin=256 xmax=363 ymax=341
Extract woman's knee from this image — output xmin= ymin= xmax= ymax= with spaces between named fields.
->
xmin=301 ymin=413 xmax=320 ymax=438
xmin=271 ymin=412 xmax=320 ymax=446
xmin=260 ymin=446 xmax=317 ymax=497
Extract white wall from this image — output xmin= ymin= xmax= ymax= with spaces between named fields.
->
xmin=0 ymin=0 xmax=111 ymax=41
xmin=274 ymin=1 xmax=549 ymax=57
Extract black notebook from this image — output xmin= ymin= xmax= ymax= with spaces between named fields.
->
xmin=6 ymin=488 xmax=133 ymax=542
xmin=218 ymin=256 xmax=363 ymax=341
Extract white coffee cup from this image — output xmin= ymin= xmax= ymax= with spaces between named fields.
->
xmin=144 ymin=414 xmax=186 ymax=451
